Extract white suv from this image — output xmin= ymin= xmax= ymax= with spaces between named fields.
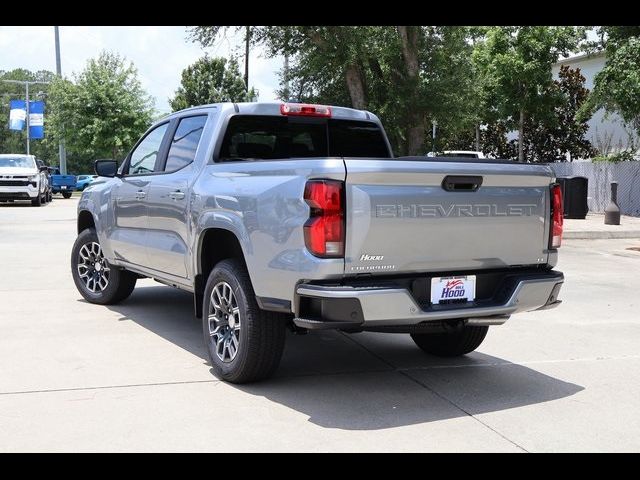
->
xmin=0 ymin=154 xmax=48 ymax=206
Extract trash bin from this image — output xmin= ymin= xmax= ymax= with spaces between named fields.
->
xmin=557 ymin=176 xmax=588 ymax=219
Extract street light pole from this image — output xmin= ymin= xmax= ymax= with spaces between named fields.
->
xmin=25 ymin=81 xmax=30 ymax=155
xmin=54 ymin=26 xmax=67 ymax=174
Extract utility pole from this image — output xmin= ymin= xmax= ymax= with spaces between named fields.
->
xmin=2 ymin=79 xmax=49 ymax=156
xmin=54 ymin=26 xmax=67 ymax=174
xmin=25 ymin=81 xmax=30 ymax=155
xmin=284 ymin=54 xmax=290 ymax=101
xmin=244 ymin=26 xmax=250 ymax=92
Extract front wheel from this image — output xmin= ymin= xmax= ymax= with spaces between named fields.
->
xmin=203 ymin=259 xmax=286 ymax=383
xmin=71 ymin=228 xmax=137 ymax=304
xmin=62 ymin=191 xmax=72 ymax=199
xmin=411 ymin=325 xmax=489 ymax=357
xmin=31 ymin=195 xmax=42 ymax=206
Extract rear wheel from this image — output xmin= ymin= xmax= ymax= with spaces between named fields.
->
xmin=202 ymin=259 xmax=287 ymax=383
xmin=71 ymin=228 xmax=137 ymax=304
xmin=62 ymin=191 xmax=72 ymax=199
xmin=411 ymin=325 xmax=489 ymax=357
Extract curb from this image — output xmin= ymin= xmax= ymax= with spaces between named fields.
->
xmin=564 ymin=231 xmax=640 ymax=240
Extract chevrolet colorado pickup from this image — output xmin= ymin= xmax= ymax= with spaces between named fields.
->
xmin=71 ymin=102 xmax=564 ymax=383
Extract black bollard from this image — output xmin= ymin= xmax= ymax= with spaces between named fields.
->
xmin=604 ymin=181 xmax=621 ymax=225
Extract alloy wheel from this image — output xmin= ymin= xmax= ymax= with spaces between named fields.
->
xmin=77 ymin=242 xmax=110 ymax=293
xmin=207 ymin=281 xmax=241 ymax=362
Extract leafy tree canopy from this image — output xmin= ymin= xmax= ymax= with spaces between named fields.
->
xmin=47 ymin=51 xmax=154 ymax=169
xmin=170 ymin=56 xmax=256 ymax=112
xmin=473 ymin=26 xmax=586 ymax=160
xmin=241 ymin=26 xmax=477 ymax=156
xmin=579 ymin=28 xmax=640 ymax=134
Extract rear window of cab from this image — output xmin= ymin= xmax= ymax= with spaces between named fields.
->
xmin=219 ymin=115 xmax=391 ymax=161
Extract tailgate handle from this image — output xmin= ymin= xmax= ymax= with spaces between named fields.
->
xmin=442 ymin=175 xmax=483 ymax=192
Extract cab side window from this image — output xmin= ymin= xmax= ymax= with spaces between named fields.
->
xmin=164 ymin=115 xmax=207 ymax=172
xmin=126 ymin=123 xmax=169 ymax=175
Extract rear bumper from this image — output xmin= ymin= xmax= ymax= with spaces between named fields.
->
xmin=52 ymin=186 xmax=74 ymax=192
xmin=294 ymin=270 xmax=563 ymax=331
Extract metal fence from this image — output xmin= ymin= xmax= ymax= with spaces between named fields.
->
xmin=550 ymin=161 xmax=640 ymax=217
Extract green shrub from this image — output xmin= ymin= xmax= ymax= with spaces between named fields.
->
xmin=592 ymin=150 xmax=637 ymax=162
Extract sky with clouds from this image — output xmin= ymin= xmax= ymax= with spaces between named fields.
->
xmin=0 ymin=26 xmax=283 ymax=114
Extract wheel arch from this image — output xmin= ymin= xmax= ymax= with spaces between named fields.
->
xmin=195 ymin=227 xmax=251 ymax=318
xmin=77 ymin=210 xmax=96 ymax=234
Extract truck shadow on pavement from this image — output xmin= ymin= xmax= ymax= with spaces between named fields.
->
xmin=104 ymin=285 xmax=584 ymax=431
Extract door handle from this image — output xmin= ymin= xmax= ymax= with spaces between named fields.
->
xmin=441 ymin=175 xmax=483 ymax=192
xmin=135 ymin=190 xmax=146 ymax=200
xmin=169 ymin=190 xmax=185 ymax=200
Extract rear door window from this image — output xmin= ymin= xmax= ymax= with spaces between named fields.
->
xmin=164 ymin=115 xmax=207 ymax=172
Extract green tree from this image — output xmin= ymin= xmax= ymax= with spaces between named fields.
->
xmin=579 ymin=27 xmax=640 ymax=134
xmin=189 ymin=26 xmax=253 ymax=89
xmin=47 ymin=51 xmax=154 ymax=170
xmin=481 ymin=121 xmax=518 ymax=159
xmin=170 ymin=56 xmax=256 ymax=112
xmin=523 ymin=66 xmax=595 ymax=161
xmin=0 ymin=68 xmax=58 ymax=162
xmin=474 ymin=26 xmax=585 ymax=161
xmin=192 ymin=26 xmax=478 ymax=156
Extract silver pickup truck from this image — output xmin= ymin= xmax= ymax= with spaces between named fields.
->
xmin=71 ymin=102 xmax=564 ymax=383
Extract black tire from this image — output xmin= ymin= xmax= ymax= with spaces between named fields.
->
xmin=31 ymin=195 xmax=42 ymax=206
xmin=411 ymin=325 xmax=489 ymax=357
xmin=62 ymin=191 xmax=72 ymax=199
xmin=202 ymin=259 xmax=286 ymax=383
xmin=47 ymin=192 xmax=53 ymax=202
xmin=71 ymin=228 xmax=137 ymax=305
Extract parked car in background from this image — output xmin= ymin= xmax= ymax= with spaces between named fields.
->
xmin=76 ymin=175 xmax=98 ymax=191
xmin=36 ymin=159 xmax=53 ymax=202
xmin=426 ymin=150 xmax=486 ymax=159
xmin=49 ymin=167 xmax=76 ymax=198
xmin=0 ymin=154 xmax=49 ymax=206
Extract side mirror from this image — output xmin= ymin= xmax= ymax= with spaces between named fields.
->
xmin=39 ymin=165 xmax=49 ymax=172
xmin=95 ymin=159 xmax=119 ymax=177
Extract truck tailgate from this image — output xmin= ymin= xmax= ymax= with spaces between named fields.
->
xmin=53 ymin=175 xmax=76 ymax=186
xmin=344 ymin=158 xmax=554 ymax=275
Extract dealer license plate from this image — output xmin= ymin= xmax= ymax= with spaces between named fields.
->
xmin=61 ymin=186 xmax=67 ymax=190
xmin=430 ymin=275 xmax=476 ymax=304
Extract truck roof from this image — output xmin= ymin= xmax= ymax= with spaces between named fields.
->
xmin=163 ymin=102 xmax=382 ymax=124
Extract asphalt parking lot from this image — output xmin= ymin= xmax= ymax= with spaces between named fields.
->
xmin=1 ymin=198 xmax=640 ymax=452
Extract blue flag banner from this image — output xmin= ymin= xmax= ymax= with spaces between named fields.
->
xmin=29 ymin=101 xmax=44 ymax=139
xmin=9 ymin=100 xmax=26 ymax=131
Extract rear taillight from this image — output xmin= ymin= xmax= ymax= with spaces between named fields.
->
xmin=303 ymin=180 xmax=344 ymax=257
xmin=281 ymin=103 xmax=332 ymax=117
xmin=550 ymin=184 xmax=563 ymax=249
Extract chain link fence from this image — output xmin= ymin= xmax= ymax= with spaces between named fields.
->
xmin=550 ymin=161 xmax=640 ymax=217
